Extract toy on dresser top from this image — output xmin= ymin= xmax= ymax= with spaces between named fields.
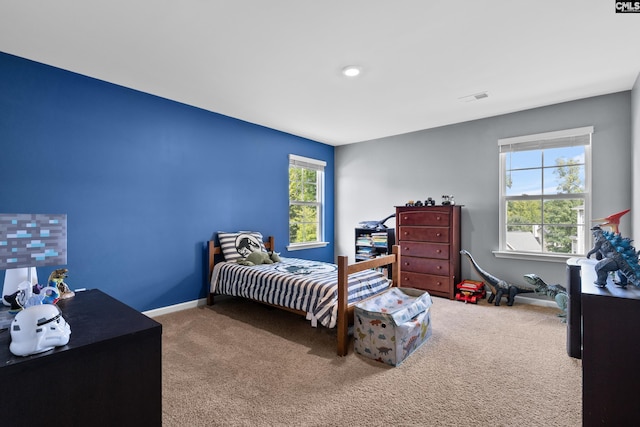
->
xmin=48 ymin=268 xmax=75 ymax=300
xmin=9 ymin=303 xmax=71 ymax=356
xmin=586 ymin=225 xmax=640 ymax=289
xmin=404 ymin=195 xmax=455 ymax=207
xmin=2 ymin=268 xmax=75 ymax=313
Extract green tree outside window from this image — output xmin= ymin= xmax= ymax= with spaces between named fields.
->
xmin=499 ymin=127 xmax=592 ymax=256
xmin=289 ymin=155 xmax=325 ymax=246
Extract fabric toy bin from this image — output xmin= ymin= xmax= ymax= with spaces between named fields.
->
xmin=354 ymin=287 xmax=433 ymax=366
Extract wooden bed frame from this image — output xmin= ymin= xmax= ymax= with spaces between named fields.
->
xmin=207 ymin=237 xmax=400 ymax=356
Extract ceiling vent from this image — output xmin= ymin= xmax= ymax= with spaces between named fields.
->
xmin=458 ymin=91 xmax=489 ymax=103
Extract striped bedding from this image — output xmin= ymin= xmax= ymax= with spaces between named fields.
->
xmin=210 ymin=256 xmax=391 ymax=328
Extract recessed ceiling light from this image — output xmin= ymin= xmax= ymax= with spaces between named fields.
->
xmin=342 ymin=66 xmax=362 ymax=77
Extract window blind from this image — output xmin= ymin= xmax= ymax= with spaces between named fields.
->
xmin=289 ymin=154 xmax=326 ymax=171
xmin=498 ymin=126 xmax=593 ymax=153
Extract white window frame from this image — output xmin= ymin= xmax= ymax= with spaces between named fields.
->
xmin=287 ymin=154 xmax=329 ymax=251
xmin=495 ymin=126 xmax=593 ymax=262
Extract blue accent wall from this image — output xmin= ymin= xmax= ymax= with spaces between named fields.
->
xmin=0 ymin=52 xmax=334 ymax=311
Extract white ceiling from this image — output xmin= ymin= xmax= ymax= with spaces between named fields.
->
xmin=1 ymin=1 xmax=639 ymax=146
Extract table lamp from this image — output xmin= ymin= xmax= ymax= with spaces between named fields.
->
xmin=1 ymin=214 xmax=67 ymax=307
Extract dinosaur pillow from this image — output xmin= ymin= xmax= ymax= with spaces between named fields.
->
xmin=217 ymin=231 xmax=267 ymax=262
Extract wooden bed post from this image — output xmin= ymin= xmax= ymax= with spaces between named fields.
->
xmin=336 ymin=255 xmax=349 ymax=357
xmin=392 ymin=244 xmax=400 ymax=288
xmin=207 ymin=241 xmax=220 ymax=306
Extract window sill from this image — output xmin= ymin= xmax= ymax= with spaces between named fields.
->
xmin=286 ymin=241 xmax=330 ymax=251
xmin=492 ymin=250 xmax=580 ymax=263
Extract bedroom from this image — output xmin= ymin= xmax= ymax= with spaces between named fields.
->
xmin=3 ymin=50 xmax=636 ymax=311
xmin=1 ymin=2 xmax=638 ymax=314
xmin=1 ymin=2 xmax=640 ymax=425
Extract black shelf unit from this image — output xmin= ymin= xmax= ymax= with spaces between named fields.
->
xmin=355 ymin=227 xmax=396 ymax=264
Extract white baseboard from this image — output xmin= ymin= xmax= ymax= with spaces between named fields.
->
xmin=143 ymin=298 xmax=207 ymax=318
xmin=515 ymin=295 xmax=556 ymax=308
xmin=488 ymin=292 xmax=556 ymax=308
xmin=142 ymin=292 xmax=557 ymax=319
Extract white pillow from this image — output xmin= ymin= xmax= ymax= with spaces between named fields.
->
xmin=217 ymin=231 xmax=267 ymax=262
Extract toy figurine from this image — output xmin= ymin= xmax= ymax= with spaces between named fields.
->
xmin=3 ymin=281 xmax=33 ymax=313
xmin=460 ymin=250 xmax=539 ymax=306
xmin=442 ymin=195 xmax=455 ymax=205
xmin=3 ymin=282 xmax=61 ymax=313
xmin=524 ymin=274 xmax=569 ymax=322
xmin=24 ymin=285 xmax=60 ymax=308
xmin=592 ymin=208 xmax=630 ymax=233
xmin=48 ymin=268 xmax=75 ymax=299
xmin=586 ymin=226 xmax=640 ymax=288
xmin=455 ymin=280 xmax=486 ymax=304
xmin=10 ymin=304 xmax=71 ymax=356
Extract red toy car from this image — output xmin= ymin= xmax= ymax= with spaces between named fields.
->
xmin=455 ymin=280 xmax=486 ymax=304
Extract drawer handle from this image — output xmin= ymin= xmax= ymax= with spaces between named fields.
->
xmin=435 ymin=249 xmax=441 ymax=253
xmin=404 ymin=247 xmax=409 ymax=251
xmin=436 ymin=216 xmax=441 ymax=220
xmin=437 ymin=266 xmax=442 ymax=270
xmin=436 ymin=281 xmax=441 ymax=286
xmin=404 ymin=262 xmax=410 ymax=266
xmin=436 ymin=233 xmax=441 ymax=237
xmin=403 ymin=216 xmax=408 ymax=220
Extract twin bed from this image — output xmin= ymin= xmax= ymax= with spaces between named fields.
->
xmin=207 ymin=234 xmax=400 ymax=356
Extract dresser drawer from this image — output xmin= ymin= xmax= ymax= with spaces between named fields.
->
xmin=397 ymin=210 xmax=450 ymax=226
xmin=400 ymin=271 xmax=453 ymax=297
xmin=398 ymin=226 xmax=449 ymax=243
xmin=400 ymin=241 xmax=449 ymax=259
xmin=401 ymin=256 xmax=450 ymax=276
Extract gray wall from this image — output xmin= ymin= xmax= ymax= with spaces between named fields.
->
xmin=335 ymin=92 xmax=632 ymax=288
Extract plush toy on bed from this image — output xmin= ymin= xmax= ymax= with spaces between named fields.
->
xmin=237 ymin=251 xmax=281 ymax=266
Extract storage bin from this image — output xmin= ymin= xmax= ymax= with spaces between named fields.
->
xmin=354 ymin=287 xmax=432 ymax=366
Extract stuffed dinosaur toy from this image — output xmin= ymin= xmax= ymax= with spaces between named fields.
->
xmin=237 ymin=251 xmax=281 ymax=266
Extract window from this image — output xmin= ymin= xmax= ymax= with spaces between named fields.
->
xmin=497 ymin=127 xmax=593 ymax=259
xmin=288 ymin=154 xmax=328 ymax=250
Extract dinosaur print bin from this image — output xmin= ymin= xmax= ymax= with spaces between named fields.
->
xmin=354 ymin=287 xmax=433 ymax=366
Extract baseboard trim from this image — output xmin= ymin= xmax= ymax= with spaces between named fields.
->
xmin=516 ymin=296 xmax=556 ymax=308
xmin=143 ymin=292 xmax=556 ymax=318
xmin=509 ymin=294 xmax=556 ymax=308
xmin=143 ymin=298 xmax=207 ymax=318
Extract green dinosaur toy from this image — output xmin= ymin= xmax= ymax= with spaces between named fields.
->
xmin=523 ymin=273 xmax=569 ymax=322
xmin=237 ymin=251 xmax=281 ymax=266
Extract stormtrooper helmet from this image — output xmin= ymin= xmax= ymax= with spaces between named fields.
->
xmin=9 ymin=304 xmax=71 ymax=357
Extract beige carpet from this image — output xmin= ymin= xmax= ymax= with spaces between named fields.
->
xmin=158 ymin=295 xmax=582 ymax=427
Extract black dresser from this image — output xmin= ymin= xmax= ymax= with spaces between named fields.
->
xmin=566 ymin=258 xmax=640 ymax=426
xmin=0 ymin=289 xmax=162 ymax=427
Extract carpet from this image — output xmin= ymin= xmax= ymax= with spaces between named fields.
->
xmin=158 ymin=295 xmax=582 ymax=426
